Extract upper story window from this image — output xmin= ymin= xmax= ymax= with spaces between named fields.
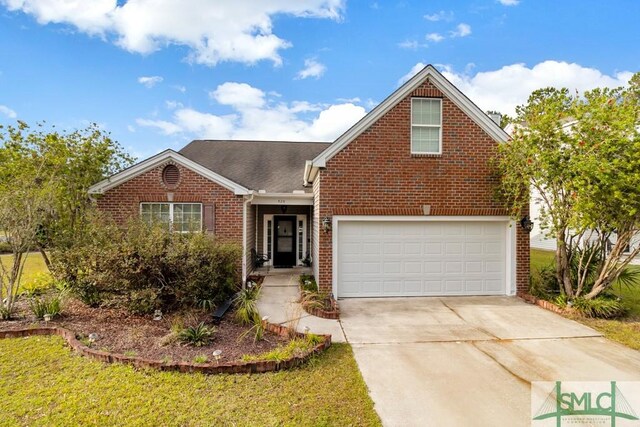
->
xmin=411 ymin=98 xmax=442 ymax=154
xmin=140 ymin=203 xmax=202 ymax=233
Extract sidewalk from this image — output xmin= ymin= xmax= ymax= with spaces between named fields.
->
xmin=255 ymin=267 xmax=346 ymax=342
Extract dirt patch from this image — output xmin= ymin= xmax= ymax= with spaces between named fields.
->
xmin=1 ymin=298 xmax=288 ymax=364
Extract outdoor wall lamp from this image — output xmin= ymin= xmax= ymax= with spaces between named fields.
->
xmin=520 ymin=215 xmax=534 ymax=233
xmin=322 ymin=216 xmax=332 ymax=233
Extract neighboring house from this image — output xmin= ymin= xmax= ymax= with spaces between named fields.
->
xmin=89 ymin=65 xmax=530 ymax=297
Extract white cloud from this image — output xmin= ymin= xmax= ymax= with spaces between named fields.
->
xmin=137 ymin=81 xmax=366 ymax=142
xmin=210 ymin=82 xmax=266 ymax=109
xmin=296 ymin=58 xmax=327 ymax=80
xmin=135 ymin=118 xmax=182 ymax=135
xmin=165 ymin=100 xmax=183 ymax=110
xmin=450 ymin=23 xmax=471 ymax=38
xmin=173 ymin=85 xmax=186 ymax=93
xmin=2 ymin=0 xmax=345 ymax=66
xmin=432 ymin=60 xmax=634 ymax=116
xmin=424 ymin=10 xmax=453 ymax=22
xmin=138 ymin=75 xmax=163 ymax=88
xmin=398 ymin=39 xmax=419 ymax=50
xmin=425 ymin=33 xmax=444 ymax=43
xmin=398 ymin=62 xmax=427 ymax=86
xmin=498 ymin=0 xmax=520 ymax=5
xmin=0 ymin=104 xmax=17 ymax=118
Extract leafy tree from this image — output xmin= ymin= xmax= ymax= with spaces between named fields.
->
xmin=495 ymin=74 xmax=640 ymax=299
xmin=486 ymin=110 xmax=512 ymax=129
xmin=0 ymin=121 xmax=134 ymax=269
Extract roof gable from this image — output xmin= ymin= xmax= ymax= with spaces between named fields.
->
xmin=88 ymin=149 xmax=251 ymax=195
xmin=311 ymin=64 xmax=509 ymax=168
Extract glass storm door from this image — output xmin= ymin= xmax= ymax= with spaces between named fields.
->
xmin=273 ymin=216 xmax=296 ymax=267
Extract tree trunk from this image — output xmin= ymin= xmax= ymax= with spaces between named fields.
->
xmin=556 ymin=230 xmax=573 ymax=297
xmin=38 ymin=246 xmax=53 ymax=273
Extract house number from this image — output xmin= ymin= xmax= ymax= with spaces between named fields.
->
xmin=277 ymin=199 xmax=286 ymax=204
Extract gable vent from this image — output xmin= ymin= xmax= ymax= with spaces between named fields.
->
xmin=162 ymin=164 xmax=180 ymax=187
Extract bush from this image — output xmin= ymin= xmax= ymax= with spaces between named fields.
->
xmin=299 ymin=274 xmax=317 ymax=292
xmin=51 ymin=216 xmax=242 ymax=314
xmin=234 ymin=285 xmax=261 ymax=325
xmin=0 ymin=241 xmax=11 ymax=254
xmin=529 ymin=264 xmax=559 ymax=298
xmin=554 ymin=294 xmax=627 ymax=319
xmin=29 ymin=291 xmax=65 ymax=320
xmin=179 ymin=322 xmax=215 ymax=347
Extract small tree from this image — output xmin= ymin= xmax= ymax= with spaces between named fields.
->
xmin=496 ymin=74 xmax=640 ymax=299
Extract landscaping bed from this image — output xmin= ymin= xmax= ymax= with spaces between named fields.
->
xmin=0 ymin=297 xmax=322 ymax=366
xmin=298 ymin=274 xmax=340 ymax=319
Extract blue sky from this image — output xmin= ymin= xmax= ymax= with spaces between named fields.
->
xmin=0 ymin=0 xmax=638 ymax=159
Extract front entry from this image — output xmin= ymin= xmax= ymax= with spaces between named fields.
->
xmin=273 ymin=216 xmax=297 ymax=268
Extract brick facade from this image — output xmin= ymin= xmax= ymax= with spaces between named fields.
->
xmin=316 ymin=78 xmax=529 ymax=294
xmin=95 ymin=162 xmax=244 ymax=244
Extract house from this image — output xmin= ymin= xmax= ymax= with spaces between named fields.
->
xmin=89 ymin=65 xmax=530 ymax=297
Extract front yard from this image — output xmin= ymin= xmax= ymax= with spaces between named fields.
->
xmin=531 ymin=248 xmax=640 ymax=350
xmin=0 ymin=336 xmax=380 ymax=426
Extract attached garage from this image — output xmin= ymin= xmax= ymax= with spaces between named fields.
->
xmin=334 ymin=217 xmax=515 ymax=298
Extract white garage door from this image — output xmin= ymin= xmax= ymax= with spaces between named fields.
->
xmin=337 ymin=220 xmax=507 ymax=297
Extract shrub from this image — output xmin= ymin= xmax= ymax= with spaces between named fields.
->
xmin=29 ymin=291 xmax=65 ymax=320
xmin=554 ymin=294 xmax=627 ymax=319
xmin=20 ymin=273 xmax=55 ymax=297
xmin=51 ymin=216 xmax=241 ymax=314
xmin=178 ymin=322 xmax=215 ymax=347
xmin=0 ymin=241 xmax=11 ymax=254
xmin=529 ymin=264 xmax=559 ymax=299
xmin=234 ymin=285 xmax=261 ymax=325
xmin=299 ymin=274 xmax=317 ymax=292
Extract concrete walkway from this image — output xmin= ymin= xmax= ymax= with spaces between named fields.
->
xmin=256 ymin=267 xmax=346 ymax=342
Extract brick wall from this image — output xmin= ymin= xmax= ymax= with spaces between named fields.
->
xmin=95 ymin=163 xmax=244 ymax=244
xmin=316 ymin=78 xmax=530 ymax=294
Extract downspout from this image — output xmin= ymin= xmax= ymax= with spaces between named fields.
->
xmin=242 ymin=193 xmax=255 ymax=287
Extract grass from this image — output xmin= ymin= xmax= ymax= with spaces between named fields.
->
xmin=0 ymin=336 xmax=380 ymax=427
xmin=530 ymin=248 xmax=640 ymax=349
xmin=0 ymin=252 xmax=51 ymax=290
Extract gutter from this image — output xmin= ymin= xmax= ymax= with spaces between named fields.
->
xmin=303 ymin=160 xmax=320 ymax=187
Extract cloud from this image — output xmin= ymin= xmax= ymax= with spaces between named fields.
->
xmin=165 ymin=100 xmax=183 ymax=110
xmin=138 ymin=75 xmax=163 ymax=88
xmin=450 ymin=23 xmax=471 ymax=38
xmin=398 ymin=39 xmax=420 ymax=50
xmin=425 ymin=33 xmax=444 ymax=43
xmin=296 ymin=58 xmax=327 ymax=80
xmin=137 ymin=81 xmax=366 ymax=142
xmin=210 ymin=82 xmax=266 ymax=109
xmin=398 ymin=62 xmax=427 ymax=86
xmin=2 ymin=0 xmax=345 ymax=66
xmin=497 ymin=0 xmax=520 ymax=5
xmin=424 ymin=10 xmax=453 ymax=22
xmin=0 ymin=104 xmax=17 ymax=118
xmin=172 ymin=85 xmax=186 ymax=93
xmin=432 ymin=60 xmax=634 ymax=116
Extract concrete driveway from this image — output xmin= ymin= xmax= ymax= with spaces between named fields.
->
xmin=340 ymin=297 xmax=640 ymax=427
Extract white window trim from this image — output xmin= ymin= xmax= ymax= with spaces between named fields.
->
xmin=139 ymin=202 xmax=203 ymax=233
xmin=410 ymin=98 xmax=443 ymax=155
xmin=262 ymin=214 xmax=307 ymax=267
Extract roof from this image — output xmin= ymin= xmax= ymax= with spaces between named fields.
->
xmin=180 ymin=140 xmax=331 ymax=193
xmin=88 ymin=149 xmax=252 ymax=195
xmin=309 ymin=64 xmax=510 ymax=170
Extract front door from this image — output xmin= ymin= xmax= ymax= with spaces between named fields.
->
xmin=273 ymin=216 xmax=296 ymax=268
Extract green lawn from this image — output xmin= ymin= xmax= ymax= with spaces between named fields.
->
xmin=0 ymin=252 xmax=51 ymax=288
xmin=530 ymin=248 xmax=554 ymax=272
xmin=0 ymin=336 xmax=380 ymax=427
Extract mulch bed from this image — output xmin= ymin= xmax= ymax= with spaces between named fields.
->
xmin=0 ymin=297 xmax=288 ymax=364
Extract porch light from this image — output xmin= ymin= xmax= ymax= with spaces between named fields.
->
xmin=322 ymin=217 xmax=332 ymax=233
xmin=520 ymin=216 xmax=534 ymax=233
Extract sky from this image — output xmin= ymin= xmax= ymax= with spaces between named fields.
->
xmin=0 ymin=0 xmax=638 ymax=159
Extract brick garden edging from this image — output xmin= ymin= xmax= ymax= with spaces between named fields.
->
xmin=301 ymin=299 xmax=340 ymax=320
xmin=0 ymin=323 xmax=331 ymax=375
xmin=518 ymin=292 xmax=575 ymax=316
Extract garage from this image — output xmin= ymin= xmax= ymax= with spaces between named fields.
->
xmin=335 ymin=219 xmax=511 ymax=298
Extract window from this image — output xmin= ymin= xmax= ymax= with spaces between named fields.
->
xmin=411 ymin=98 xmax=442 ymax=154
xmin=298 ymin=220 xmax=304 ymax=261
xmin=140 ymin=203 xmax=202 ymax=232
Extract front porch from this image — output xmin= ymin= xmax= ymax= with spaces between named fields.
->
xmin=245 ymin=193 xmax=315 ymax=277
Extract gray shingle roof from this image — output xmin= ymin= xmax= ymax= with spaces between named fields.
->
xmin=179 ymin=140 xmax=330 ymax=193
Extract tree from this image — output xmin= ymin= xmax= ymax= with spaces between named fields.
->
xmin=495 ymin=74 xmax=640 ymax=300
xmin=0 ymin=121 xmax=134 ymax=269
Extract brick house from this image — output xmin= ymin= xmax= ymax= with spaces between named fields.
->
xmin=89 ymin=65 xmax=530 ymax=297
